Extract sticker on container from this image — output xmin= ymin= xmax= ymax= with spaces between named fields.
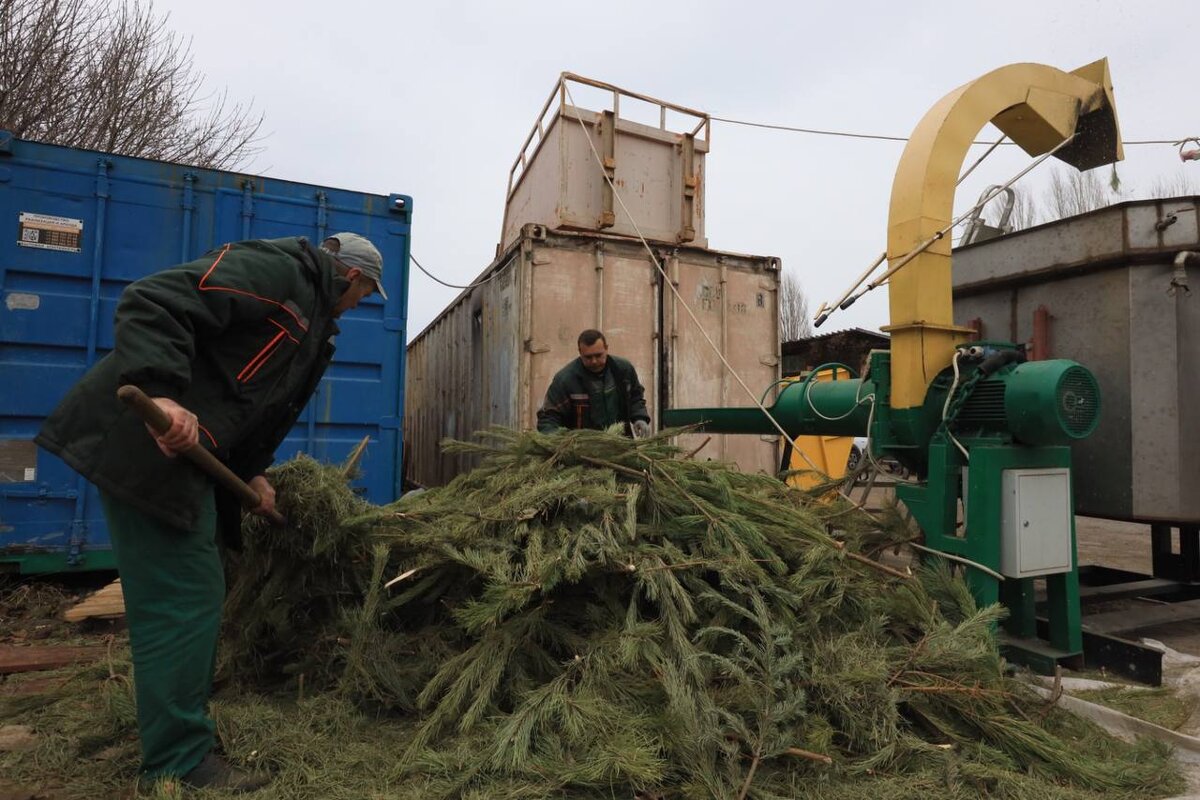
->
xmin=5 ymin=292 xmax=40 ymax=311
xmin=18 ymin=212 xmax=83 ymax=253
xmin=0 ymin=440 xmax=38 ymax=483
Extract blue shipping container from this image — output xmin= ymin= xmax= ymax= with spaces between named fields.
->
xmin=0 ymin=132 xmax=412 ymax=574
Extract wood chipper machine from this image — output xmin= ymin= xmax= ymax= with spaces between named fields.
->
xmin=663 ymin=60 xmax=1123 ymax=674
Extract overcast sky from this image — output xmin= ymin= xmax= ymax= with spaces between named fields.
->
xmin=155 ymin=0 xmax=1198 ymax=338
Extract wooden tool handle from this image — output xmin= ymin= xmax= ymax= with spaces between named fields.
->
xmin=117 ymin=385 xmax=287 ymax=526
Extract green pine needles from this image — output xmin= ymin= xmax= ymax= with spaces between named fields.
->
xmin=218 ymin=427 xmax=1182 ymax=799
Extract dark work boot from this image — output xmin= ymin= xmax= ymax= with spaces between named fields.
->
xmin=182 ymin=752 xmax=271 ymax=793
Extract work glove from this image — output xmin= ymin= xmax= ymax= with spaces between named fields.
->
xmin=632 ymin=419 xmax=651 ymax=439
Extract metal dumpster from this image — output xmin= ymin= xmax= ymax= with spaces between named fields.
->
xmin=0 ymin=132 xmax=413 ymax=573
xmin=952 ymin=196 xmax=1199 ymax=529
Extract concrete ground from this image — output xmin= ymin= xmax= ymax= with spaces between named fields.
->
xmin=1074 ymin=515 xmax=1200 ymax=660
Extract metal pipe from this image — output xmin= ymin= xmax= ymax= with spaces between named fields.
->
xmin=719 ymin=260 xmax=728 ymax=409
xmin=560 ymin=71 xmax=710 ymax=124
xmin=305 ymin=391 xmax=319 ymax=454
xmin=180 ymin=172 xmax=195 ymax=263
xmin=71 ymin=158 xmax=112 ymax=563
xmin=594 ymin=242 xmax=604 ymax=329
xmin=316 ymin=191 xmax=328 ymax=244
xmin=1030 ymin=305 xmax=1051 ymax=360
xmin=653 ymin=267 xmax=662 ymax=426
xmin=85 ymin=161 xmax=110 ymax=378
xmin=240 ymin=180 xmax=254 ymax=240
xmin=1171 ymin=250 xmax=1197 ymax=295
xmin=519 ymin=238 xmax=536 ymax=427
xmin=669 ymin=254 xmax=680 ymax=405
xmin=718 ymin=259 xmax=729 ymax=460
xmin=508 ymin=73 xmax=566 ymax=184
xmin=815 ymin=251 xmax=886 ymax=326
xmin=663 ymin=377 xmax=871 ymax=438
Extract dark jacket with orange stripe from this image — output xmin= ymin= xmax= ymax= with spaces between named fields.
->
xmin=36 ymin=237 xmax=341 ymax=539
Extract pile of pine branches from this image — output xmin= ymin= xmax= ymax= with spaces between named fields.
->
xmin=221 ymin=428 xmax=1178 ymax=799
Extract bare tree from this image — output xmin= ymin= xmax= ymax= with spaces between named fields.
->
xmin=1003 ymin=165 xmax=1117 ymax=233
xmin=1148 ymin=171 xmax=1200 ymax=199
xmin=0 ymin=0 xmax=262 ymax=169
xmin=779 ymin=270 xmax=811 ymax=342
xmin=1042 ymin=164 xmax=1115 ymax=219
xmin=980 ymin=157 xmax=1200 ymax=236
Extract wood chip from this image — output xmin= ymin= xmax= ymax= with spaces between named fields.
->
xmin=384 ymin=568 xmax=419 ymax=589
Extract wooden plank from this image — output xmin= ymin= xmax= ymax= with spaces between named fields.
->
xmin=341 ymin=436 xmax=371 ymax=479
xmin=0 ymin=676 xmax=67 ymax=697
xmin=0 ymin=645 xmax=103 ymax=675
xmin=1083 ymin=598 xmax=1200 ymax=635
xmin=62 ymin=578 xmax=124 ymax=623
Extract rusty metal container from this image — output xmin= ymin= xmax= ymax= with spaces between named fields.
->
xmin=500 ymin=74 xmax=709 ymax=253
xmin=406 ymin=225 xmax=780 ymax=486
xmin=952 ymin=197 xmax=1200 ymax=526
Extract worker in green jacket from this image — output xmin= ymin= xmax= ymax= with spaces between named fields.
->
xmin=536 ymin=329 xmax=651 ymax=437
xmin=36 ymin=232 xmax=386 ymax=792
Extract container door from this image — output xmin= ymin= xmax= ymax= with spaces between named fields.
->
xmin=668 ymin=259 xmax=778 ymax=474
xmin=524 ymin=241 xmax=658 ymax=429
xmin=0 ymin=149 xmax=124 ymax=569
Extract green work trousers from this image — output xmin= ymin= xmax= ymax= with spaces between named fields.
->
xmin=100 ymin=489 xmax=222 ymax=780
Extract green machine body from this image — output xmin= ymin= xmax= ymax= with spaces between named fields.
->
xmin=662 ymin=343 xmax=1102 ymax=674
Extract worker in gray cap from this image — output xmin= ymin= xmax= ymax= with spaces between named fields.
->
xmin=322 ymin=231 xmax=388 ymax=303
xmin=37 ymin=231 xmax=384 ymax=792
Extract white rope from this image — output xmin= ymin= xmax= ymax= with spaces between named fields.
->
xmin=906 ymin=541 xmax=1004 ymax=581
xmin=942 ymin=350 xmax=971 ymax=462
xmin=859 ymin=393 xmax=890 ymax=476
xmin=956 ymin=134 xmax=1008 ymax=185
xmin=709 ymin=114 xmax=1178 ymax=146
xmin=804 ymin=376 xmax=873 ymax=423
xmin=410 ymin=253 xmax=505 ymax=290
xmin=561 ymin=85 xmax=822 ymax=473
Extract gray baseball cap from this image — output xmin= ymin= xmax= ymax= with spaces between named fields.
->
xmin=323 ymin=232 xmax=387 ymax=300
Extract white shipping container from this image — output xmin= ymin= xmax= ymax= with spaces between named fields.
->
xmin=405 ymin=225 xmax=781 ymax=486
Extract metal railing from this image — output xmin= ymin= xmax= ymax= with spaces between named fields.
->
xmin=504 ymin=72 xmax=711 ymax=203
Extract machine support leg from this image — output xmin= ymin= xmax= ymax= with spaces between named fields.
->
xmin=1151 ymin=523 xmax=1200 ymax=583
xmin=1001 ymin=579 xmax=1037 ymax=638
xmin=1046 ymin=569 xmax=1083 ymax=653
xmin=1186 ymin=527 xmax=1200 ymax=579
xmin=905 ymin=442 xmax=1082 ymax=674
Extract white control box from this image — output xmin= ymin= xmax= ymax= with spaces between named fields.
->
xmin=1000 ymin=468 xmax=1073 ymax=578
